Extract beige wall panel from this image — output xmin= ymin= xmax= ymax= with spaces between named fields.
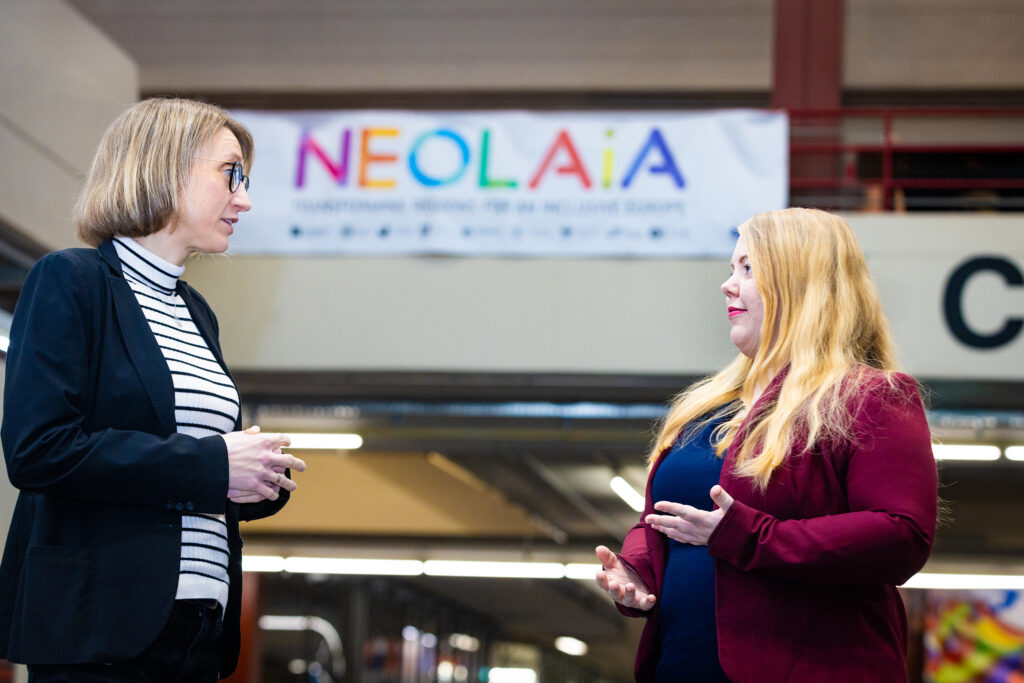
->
xmin=846 ymin=0 xmax=1024 ymax=89
xmin=65 ymin=0 xmax=772 ymax=92
xmin=185 ymin=214 xmax=1024 ymax=382
xmin=852 ymin=214 xmax=1024 ymax=380
xmin=0 ymin=123 xmax=82 ymax=249
xmin=0 ymin=0 xmax=137 ymax=249
xmin=187 ymin=253 xmax=736 ymax=375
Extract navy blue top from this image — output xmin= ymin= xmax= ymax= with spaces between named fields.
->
xmin=651 ymin=418 xmax=731 ymax=683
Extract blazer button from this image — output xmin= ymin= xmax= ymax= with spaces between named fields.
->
xmin=186 ymin=502 xmax=195 ymax=511
xmin=165 ymin=502 xmax=174 ymax=510
xmin=175 ymin=503 xmax=185 ymax=512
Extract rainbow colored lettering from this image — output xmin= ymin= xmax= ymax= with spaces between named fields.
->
xmin=295 ymin=127 xmax=686 ymax=191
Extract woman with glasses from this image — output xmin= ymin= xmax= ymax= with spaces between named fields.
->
xmin=0 ymin=98 xmax=306 ymax=682
xmin=595 ymin=208 xmax=938 ymax=682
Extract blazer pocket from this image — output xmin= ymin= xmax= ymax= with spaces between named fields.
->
xmin=17 ymin=546 xmax=102 ymax=660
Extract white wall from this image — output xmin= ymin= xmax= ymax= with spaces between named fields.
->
xmin=184 ymin=214 xmax=1024 ymax=381
xmin=0 ymin=0 xmax=137 ymax=251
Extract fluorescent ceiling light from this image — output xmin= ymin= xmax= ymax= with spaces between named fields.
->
xmin=554 ymin=636 xmax=589 ymax=656
xmin=564 ymin=563 xmax=601 ymax=580
xmin=610 ymin=476 xmax=645 ymax=512
xmin=287 ymin=433 xmax=363 ymax=450
xmin=1005 ymin=446 xmax=1024 ymax=461
xmin=283 ymin=556 xmax=423 ymax=575
xmin=932 ymin=444 xmax=1000 ymax=461
xmin=488 ymin=669 xmax=538 ymax=683
xmin=243 ymin=555 xmax=285 ymax=572
xmin=423 ymin=560 xmax=565 ymax=579
xmin=248 ymin=556 xmax=1024 ymax=593
xmin=0 ymin=336 xmax=8 ymax=353
xmin=903 ymin=573 xmax=1024 ymax=590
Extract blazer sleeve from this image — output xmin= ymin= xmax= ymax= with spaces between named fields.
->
xmin=239 ymin=483 xmax=290 ymax=522
xmin=707 ymin=373 xmax=937 ymax=586
xmin=2 ymin=252 xmax=229 ymax=511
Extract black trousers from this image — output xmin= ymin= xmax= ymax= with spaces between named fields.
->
xmin=28 ymin=599 xmax=223 ymax=683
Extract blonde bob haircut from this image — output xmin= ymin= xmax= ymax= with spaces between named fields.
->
xmin=649 ymin=207 xmax=902 ymax=491
xmin=74 ymin=98 xmax=254 ymax=246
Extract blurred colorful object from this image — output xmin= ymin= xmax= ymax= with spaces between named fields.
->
xmin=925 ymin=590 xmax=1024 ymax=682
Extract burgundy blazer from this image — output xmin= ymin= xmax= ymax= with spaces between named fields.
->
xmin=617 ymin=369 xmax=937 ymax=683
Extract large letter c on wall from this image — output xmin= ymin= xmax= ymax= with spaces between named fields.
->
xmin=943 ymin=256 xmax=1023 ymax=349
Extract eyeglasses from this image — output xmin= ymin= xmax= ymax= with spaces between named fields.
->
xmin=195 ymin=157 xmax=250 ymax=193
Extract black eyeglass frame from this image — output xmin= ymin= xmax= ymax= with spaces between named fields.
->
xmin=195 ymin=157 xmax=250 ymax=192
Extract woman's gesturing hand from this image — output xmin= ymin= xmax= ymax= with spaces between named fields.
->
xmin=595 ymin=545 xmax=656 ymax=611
xmin=646 ymin=486 xmax=735 ymax=546
xmin=222 ymin=425 xmax=306 ymax=502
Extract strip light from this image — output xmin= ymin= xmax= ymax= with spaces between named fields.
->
xmin=283 ymin=556 xmax=422 ymax=576
xmin=243 ymin=555 xmax=286 ymax=572
xmin=488 ymin=669 xmax=537 ymax=683
xmin=902 ymin=573 xmax=1024 ymax=590
xmin=1005 ymin=446 xmax=1024 ymax=461
xmin=564 ymin=563 xmax=602 ymax=580
xmin=932 ymin=444 xmax=1001 ymax=461
xmin=610 ymin=476 xmax=645 ymax=512
xmin=245 ymin=557 xmax=1024 ymax=592
xmin=287 ymin=433 xmax=363 ymax=450
xmin=423 ymin=560 xmax=565 ymax=579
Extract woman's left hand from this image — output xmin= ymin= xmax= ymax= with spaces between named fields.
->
xmin=227 ymin=425 xmax=287 ymax=504
xmin=646 ymin=485 xmax=735 ymax=546
xmin=228 ymin=464 xmax=285 ymax=504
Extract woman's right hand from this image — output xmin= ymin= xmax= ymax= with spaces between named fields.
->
xmin=595 ymin=545 xmax=656 ymax=611
xmin=221 ymin=427 xmax=306 ymax=501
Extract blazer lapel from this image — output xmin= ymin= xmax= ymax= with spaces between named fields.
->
xmin=99 ymin=240 xmax=178 ymax=436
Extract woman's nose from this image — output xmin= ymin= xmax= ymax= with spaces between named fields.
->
xmin=233 ymin=184 xmax=252 ymax=212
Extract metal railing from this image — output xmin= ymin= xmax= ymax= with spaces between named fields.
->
xmin=788 ymin=108 xmax=1024 ymax=211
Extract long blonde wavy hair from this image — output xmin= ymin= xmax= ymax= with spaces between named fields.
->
xmin=648 ymin=208 xmax=901 ymax=490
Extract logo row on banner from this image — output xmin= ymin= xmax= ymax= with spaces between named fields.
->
xmin=228 ymin=109 xmax=789 ymax=258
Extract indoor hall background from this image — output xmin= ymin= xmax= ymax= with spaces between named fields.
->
xmin=2 ymin=1 xmax=1024 ymax=682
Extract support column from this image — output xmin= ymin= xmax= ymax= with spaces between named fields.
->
xmin=773 ymin=0 xmax=843 ymax=109
xmin=774 ymin=0 xmax=848 ymax=207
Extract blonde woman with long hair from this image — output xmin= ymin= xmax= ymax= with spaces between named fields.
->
xmin=595 ymin=208 xmax=937 ymax=683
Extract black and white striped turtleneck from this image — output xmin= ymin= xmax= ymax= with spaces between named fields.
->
xmin=113 ymin=236 xmax=239 ymax=611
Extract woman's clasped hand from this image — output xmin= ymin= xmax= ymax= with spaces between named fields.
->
xmin=645 ymin=485 xmax=734 ymax=547
xmin=224 ymin=425 xmax=306 ymax=504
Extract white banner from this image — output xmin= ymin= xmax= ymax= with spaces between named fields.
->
xmin=228 ymin=110 xmax=788 ymax=257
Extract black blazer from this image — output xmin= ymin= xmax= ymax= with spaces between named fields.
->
xmin=0 ymin=240 xmax=287 ymax=675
